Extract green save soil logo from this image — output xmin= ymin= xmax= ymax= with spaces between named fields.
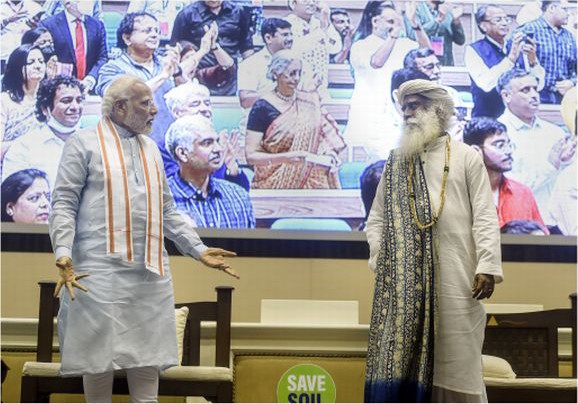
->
xmin=277 ymin=364 xmax=336 ymax=403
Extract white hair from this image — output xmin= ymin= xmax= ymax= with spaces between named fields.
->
xmin=165 ymin=115 xmax=214 ymax=162
xmin=101 ymin=75 xmax=145 ymax=117
xmin=163 ymin=79 xmax=210 ymax=119
xmin=266 ymin=49 xmax=300 ymax=81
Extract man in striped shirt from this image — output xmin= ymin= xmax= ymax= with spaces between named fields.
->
xmin=165 ymin=114 xmax=255 ymax=228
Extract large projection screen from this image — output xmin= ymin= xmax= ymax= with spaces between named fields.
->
xmin=0 ymin=0 xmax=576 ymax=262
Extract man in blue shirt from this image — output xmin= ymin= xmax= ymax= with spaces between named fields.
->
xmin=515 ymin=0 xmax=577 ymax=104
xmin=165 ymin=114 xmax=255 ymax=229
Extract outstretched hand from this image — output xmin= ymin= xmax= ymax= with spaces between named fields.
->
xmin=54 ymin=256 xmax=89 ymax=300
xmin=471 ymin=273 xmax=495 ymax=300
xmin=200 ymin=248 xmax=239 ymax=279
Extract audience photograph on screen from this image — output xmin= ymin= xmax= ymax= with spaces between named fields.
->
xmin=0 ymin=0 xmax=576 ymax=236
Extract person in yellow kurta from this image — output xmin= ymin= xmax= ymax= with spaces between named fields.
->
xmin=365 ymin=80 xmax=503 ymax=403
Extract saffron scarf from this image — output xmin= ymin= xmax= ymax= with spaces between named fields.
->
xmin=364 ymin=152 xmax=436 ymax=402
xmin=95 ymin=117 xmax=165 ymax=276
xmin=252 ymin=91 xmax=345 ymax=189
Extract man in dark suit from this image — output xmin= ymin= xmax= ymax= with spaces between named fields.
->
xmin=40 ymin=0 xmax=107 ymax=92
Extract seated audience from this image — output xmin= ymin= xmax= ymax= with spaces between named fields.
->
xmin=175 ymin=29 xmax=235 ymax=90
xmin=171 ymin=0 xmax=254 ymax=96
xmin=165 ymin=114 xmax=255 ymax=228
xmin=515 ymin=0 xmax=577 ymax=104
xmin=245 ymin=50 xmax=345 ymax=189
xmin=3 ymin=75 xmax=84 ymax=188
xmin=0 ymin=0 xmax=44 ymax=72
xmin=465 ymin=5 xmax=545 ymax=118
xmin=328 ymin=8 xmax=353 ymax=64
xmin=96 ymin=12 xmax=179 ymax=169
xmin=1 ymin=168 xmax=50 ymax=224
xmin=39 ymin=0 xmax=107 ymax=93
xmin=21 ymin=26 xmax=65 ymax=79
xmin=164 ymin=79 xmax=249 ymax=190
xmin=411 ymin=0 xmax=465 ymax=66
xmin=238 ymin=17 xmax=293 ymax=133
xmin=463 ymin=117 xmax=547 ymax=232
xmin=548 ymin=158 xmax=576 ymax=235
xmin=500 ymin=219 xmax=547 ymax=235
xmin=359 ymin=159 xmax=386 ymax=231
xmin=1 ymin=44 xmax=45 ymax=159
xmin=497 ymin=68 xmax=576 ymax=228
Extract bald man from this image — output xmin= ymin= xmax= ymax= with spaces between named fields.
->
xmin=49 ymin=75 xmax=238 ymax=402
xmin=364 ymin=80 xmax=503 ymax=402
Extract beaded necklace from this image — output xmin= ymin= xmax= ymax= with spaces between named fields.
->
xmin=408 ymin=134 xmax=451 ymax=230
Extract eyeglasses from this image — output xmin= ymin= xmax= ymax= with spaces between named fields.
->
xmin=484 ymin=16 xmax=512 ymax=24
xmin=485 ymin=140 xmax=516 ymax=152
xmin=133 ymin=27 xmax=160 ymax=35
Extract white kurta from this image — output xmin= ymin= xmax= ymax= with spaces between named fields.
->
xmin=49 ymin=125 xmax=208 ymax=376
xmin=366 ymin=137 xmax=503 ymax=396
xmin=345 ymin=35 xmax=418 ymax=161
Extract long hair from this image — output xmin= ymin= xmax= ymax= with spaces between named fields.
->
xmin=354 ymin=1 xmax=394 ymax=42
xmin=1 ymin=169 xmax=48 ymax=222
xmin=2 ymin=44 xmax=44 ymax=103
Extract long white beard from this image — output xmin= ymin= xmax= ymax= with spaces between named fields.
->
xmin=399 ymin=108 xmax=443 ymax=157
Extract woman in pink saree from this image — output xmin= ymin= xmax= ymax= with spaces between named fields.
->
xmin=245 ymin=50 xmax=346 ymax=189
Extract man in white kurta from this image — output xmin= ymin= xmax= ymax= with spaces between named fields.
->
xmin=49 ymin=76 xmax=238 ymax=403
xmin=365 ymin=80 xmax=503 ymax=402
xmin=345 ymin=4 xmax=418 ymax=162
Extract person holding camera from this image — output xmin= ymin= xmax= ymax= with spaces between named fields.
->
xmin=465 ymin=5 xmax=545 ymax=118
xmin=514 ymin=0 xmax=576 ymax=104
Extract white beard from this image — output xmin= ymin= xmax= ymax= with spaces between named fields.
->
xmin=399 ymin=108 xmax=443 ymax=157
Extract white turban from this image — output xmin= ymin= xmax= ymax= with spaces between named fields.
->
xmin=397 ymin=79 xmax=455 ymax=111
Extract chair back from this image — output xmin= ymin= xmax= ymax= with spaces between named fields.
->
xmin=483 ymin=293 xmax=576 ymax=378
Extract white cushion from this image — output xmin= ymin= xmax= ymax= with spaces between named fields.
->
xmin=161 ymin=366 xmax=233 ymax=382
xmin=482 ymin=354 xmax=516 ymax=379
xmin=484 ymin=377 xmax=577 ymax=389
xmin=22 ymin=362 xmax=61 ymax=377
xmin=175 ymin=306 xmax=189 ymax=365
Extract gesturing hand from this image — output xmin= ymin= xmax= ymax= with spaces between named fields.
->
xmin=54 ymin=256 xmax=89 ymax=300
xmin=472 ymin=273 xmax=495 ymax=300
xmin=200 ymin=248 xmax=239 ymax=279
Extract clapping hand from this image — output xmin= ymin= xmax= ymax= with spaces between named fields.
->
xmin=200 ymin=248 xmax=239 ymax=279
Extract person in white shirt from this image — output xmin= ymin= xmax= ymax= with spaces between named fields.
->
xmin=365 ymin=79 xmax=502 ymax=402
xmin=3 ymin=75 xmax=84 ymax=189
xmin=464 ymin=5 xmax=545 ymax=118
xmin=238 ymin=17 xmax=293 ymax=134
xmin=497 ymin=68 xmax=576 ymax=227
xmin=344 ymin=1 xmax=429 ymax=162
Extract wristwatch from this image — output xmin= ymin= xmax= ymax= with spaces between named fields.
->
xmin=412 ymin=25 xmax=422 ymax=31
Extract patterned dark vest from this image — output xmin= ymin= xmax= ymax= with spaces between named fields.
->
xmin=470 ymin=38 xmax=517 ymax=118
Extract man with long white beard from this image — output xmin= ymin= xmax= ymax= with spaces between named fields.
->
xmin=364 ymin=79 xmax=503 ymax=403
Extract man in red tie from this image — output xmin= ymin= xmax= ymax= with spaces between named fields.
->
xmin=40 ymin=0 xmax=107 ymax=93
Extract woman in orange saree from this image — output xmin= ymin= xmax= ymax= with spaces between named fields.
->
xmin=245 ymin=50 xmax=346 ymax=189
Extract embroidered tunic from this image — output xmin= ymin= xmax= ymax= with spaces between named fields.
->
xmin=366 ymin=137 xmax=503 ymax=397
xmin=49 ymin=124 xmax=207 ymax=376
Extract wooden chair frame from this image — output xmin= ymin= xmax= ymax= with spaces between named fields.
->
xmin=20 ymin=281 xmax=234 ymax=403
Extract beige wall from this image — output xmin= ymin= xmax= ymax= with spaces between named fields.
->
xmin=1 ymin=252 xmax=576 ymax=322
